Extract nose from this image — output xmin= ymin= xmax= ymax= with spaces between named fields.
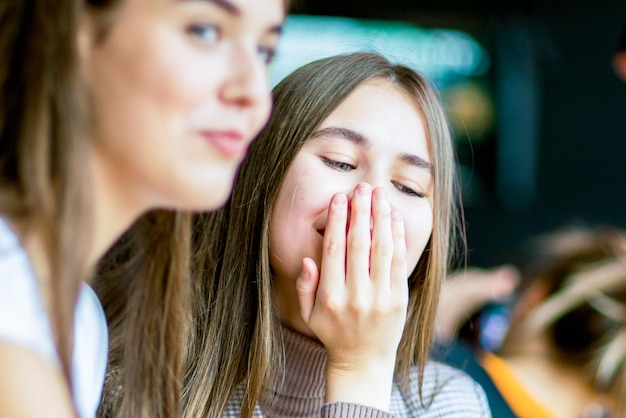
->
xmin=220 ymin=42 xmax=269 ymax=109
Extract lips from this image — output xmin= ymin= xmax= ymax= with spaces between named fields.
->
xmin=200 ymin=130 xmax=248 ymax=159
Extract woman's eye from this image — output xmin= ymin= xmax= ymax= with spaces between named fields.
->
xmin=257 ymin=45 xmax=277 ymax=65
xmin=321 ymin=157 xmax=355 ymax=172
xmin=187 ymin=24 xmax=221 ymax=44
xmin=393 ymin=181 xmax=425 ymax=198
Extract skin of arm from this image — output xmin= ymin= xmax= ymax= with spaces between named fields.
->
xmin=0 ymin=342 xmax=76 ymax=418
xmin=296 ymin=184 xmax=409 ymax=411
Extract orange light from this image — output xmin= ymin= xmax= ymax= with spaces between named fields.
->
xmin=614 ymin=51 xmax=626 ymax=82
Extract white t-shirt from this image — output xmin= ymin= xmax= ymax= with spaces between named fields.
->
xmin=0 ymin=219 xmax=108 ymax=418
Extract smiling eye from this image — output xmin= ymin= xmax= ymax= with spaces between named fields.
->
xmin=321 ymin=157 xmax=355 ymax=172
xmin=393 ymin=181 xmax=425 ymax=198
xmin=187 ymin=24 xmax=221 ymax=44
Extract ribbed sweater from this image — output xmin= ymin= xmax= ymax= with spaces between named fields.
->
xmin=224 ymin=326 xmax=491 ymax=417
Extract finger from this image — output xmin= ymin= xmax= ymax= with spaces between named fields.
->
xmin=369 ymin=188 xmax=393 ymax=288
xmin=295 ymin=257 xmax=320 ymax=324
xmin=319 ymin=193 xmax=348 ymax=294
xmin=346 ymin=183 xmax=372 ymax=290
xmin=389 ymin=209 xmax=408 ymax=297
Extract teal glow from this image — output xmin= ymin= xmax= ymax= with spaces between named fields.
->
xmin=270 ymin=15 xmax=491 ymax=86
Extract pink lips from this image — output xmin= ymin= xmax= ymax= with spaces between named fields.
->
xmin=200 ymin=130 xmax=247 ymax=159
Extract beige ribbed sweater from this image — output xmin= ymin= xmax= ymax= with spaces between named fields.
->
xmin=223 ymin=326 xmax=491 ymax=417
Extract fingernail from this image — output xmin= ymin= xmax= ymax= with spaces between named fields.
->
xmin=357 ymin=183 xmax=371 ymax=196
xmin=374 ymin=188 xmax=387 ymax=202
xmin=333 ymin=193 xmax=347 ymax=206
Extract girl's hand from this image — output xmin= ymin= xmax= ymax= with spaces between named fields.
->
xmin=296 ymin=183 xmax=409 ymax=411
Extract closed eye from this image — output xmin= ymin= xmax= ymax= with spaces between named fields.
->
xmin=393 ymin=181 xmax=425 ymax=198
xmin=321 ymin=157 xmax=355 ymax=172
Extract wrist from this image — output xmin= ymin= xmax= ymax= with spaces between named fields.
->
xmin=325 ymin=358 xmax=396 ymax=411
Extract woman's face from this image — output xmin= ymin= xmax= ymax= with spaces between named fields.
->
xmin=269 ymin=78 xmax=434 ymax=304
xmin=83 ymin=0 xmax=284 ymax=213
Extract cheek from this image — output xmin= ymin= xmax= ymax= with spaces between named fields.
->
xmin=148 ymin=51 xmax=222 ymax=111
xmin=404 ymin=209 xmax=434 ymax=272
xmin=251 ymin=93 xmax=272 ymax=134
xmin=126 ymin=31 xmax=227 ymax=112
xmin=272 ymin=173 xmax=310 ymax=227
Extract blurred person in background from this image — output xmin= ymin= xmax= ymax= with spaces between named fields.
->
xmin=436 ymin=226 xmax=626 ymax=418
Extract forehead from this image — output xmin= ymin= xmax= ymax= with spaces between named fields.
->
xmin=122 ymin=0 xmax=284 ymax=24
xmin=318 ymin=78 xmax=431 ymax=162
xmin=214 ymin=0 xmax=284 ymax=21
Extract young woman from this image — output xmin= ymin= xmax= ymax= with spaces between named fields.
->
xmin=179 ymin=53 xmax=490 ymax=417
xmin=0 ymin=0 xmax=284 ymax=417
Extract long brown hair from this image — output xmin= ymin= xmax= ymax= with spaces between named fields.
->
xmin=0 ymin=0 xmax=90 ymax=394
xmin=182 ymin=52 xmax=461 ymax=417
xmin=95 ymin=210 xmax=191 ymax=418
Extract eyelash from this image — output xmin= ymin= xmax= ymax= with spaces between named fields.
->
xmin=187 ymin=25 xmax=276 ymax=65
xmin=322 ymin=157 xmax=426 ymax=198
xmin=187 ymin=24 xmax=221 ymax=44
xmin=257 ymin=46 xmax=277 ymax=65
xmin=393 ymin=182 xmax=425 ymax=198
xmin=321 ymin=157 xmax=355 ymax=172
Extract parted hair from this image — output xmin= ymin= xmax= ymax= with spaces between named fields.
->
xmin=182 ymin=52 xmax=462 ymax=417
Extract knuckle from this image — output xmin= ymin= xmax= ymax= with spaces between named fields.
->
xmin=346 ymin=297 xmax=368 ymax=316
xmin=371 ymin=241 xmax=392 ymax=258
xmin=318 ymin=292 xmax=343 ymax=313
xmin=323 ymin=238 xmax=344 ymax=256
xmin=391 ymin=252 xmax=407 ymax=268
xmin=348 ymin=236 xmax=370 ymax=253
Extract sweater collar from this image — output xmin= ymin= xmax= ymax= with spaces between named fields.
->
xmin=261 ymin=325 xmax=327 ymax=416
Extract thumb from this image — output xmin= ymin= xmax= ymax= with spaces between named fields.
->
xmin=295 ymin=257 xmax=320 ymax=324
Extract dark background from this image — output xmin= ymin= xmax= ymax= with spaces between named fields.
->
xmin=292 ymin=0 xmax=626 ymax=267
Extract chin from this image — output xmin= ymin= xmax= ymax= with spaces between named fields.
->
xmin=200 ymin=184 xmax=232 ymax=211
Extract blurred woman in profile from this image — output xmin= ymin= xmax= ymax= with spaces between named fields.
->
xmin=0 ymin=0 xmax=284 ymax=417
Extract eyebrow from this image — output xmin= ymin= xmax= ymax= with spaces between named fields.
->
xmin=195 ymin=0 xmax=240 ymax=15
xmin=311 ymin=126 xmax=433 ymax=173
xmin=185 ymin=0 xmax=283 ymax=35
xmin=312 ymin=127 xmax=369 ymax=147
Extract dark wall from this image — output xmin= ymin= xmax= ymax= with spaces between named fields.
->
xmin=294 ymin=0 xmax=626 ymax=266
